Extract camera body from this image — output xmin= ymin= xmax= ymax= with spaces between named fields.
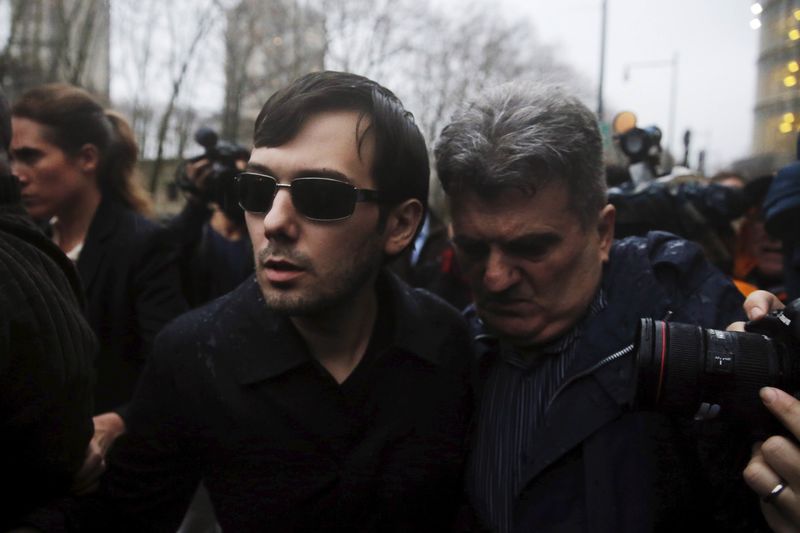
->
xmin=176 ymin=127 xmax=250 ymax=219
xmin=634 ymin=299 xmax=800 ymax=429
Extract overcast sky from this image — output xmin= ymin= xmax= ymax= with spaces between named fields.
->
xmin=100 ymin=0 xmax=759 ymax=172
xmin=501 ymin=0 xmax=758 ymax=173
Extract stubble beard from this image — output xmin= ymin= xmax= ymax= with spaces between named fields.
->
xmin=257 ymin=238 xmax=384 ymax=317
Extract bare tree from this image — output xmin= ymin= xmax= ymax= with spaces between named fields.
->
xmin=0 ymin=0 xmax=110 ymax=99
xmin=405 ymin=5 xmax=585 ymax=145
xmin=221 ymin=0 xmax=326 ymax=143
xmin=98 ymin=0 xmax=584 ymax=204
xmin=0 ymin=0 xmax=31 ymax=89
xmin=112 ymin=0 xmax=163 ymax=154
xmin=313 ymin=0 xmax=584 ymax=149
xmin=147 ymin=1 xmax=221 ymax=193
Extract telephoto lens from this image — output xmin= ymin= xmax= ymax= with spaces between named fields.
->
xmin=634 ymin=318 xmax=799 ymax=428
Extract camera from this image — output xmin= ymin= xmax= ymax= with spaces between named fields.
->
xmin=633 ymin=299 xmax=800 ymax=429
xmin=618 ymin=126 xmax=662 ymax=164
xmin=175 ymin=127 xmax=250 ymax=220
xmin=608 ymin=112 xmax=753 ymax=273
xmin=611 ymin=111 xmax=664 ymax=184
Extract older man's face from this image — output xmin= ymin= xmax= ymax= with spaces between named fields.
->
xmin=450 ymin=182 xmax=615 ymax=347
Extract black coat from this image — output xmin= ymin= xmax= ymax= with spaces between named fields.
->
xmin=468 ymin=232 xmax=765 ymax=532
xmin=77 ymin=273 xmax=473 ymax=532
xmin=77 ymin=198 xmax=187 ymax=413
xmin=0 ymin=186 xmax=96 ymax=528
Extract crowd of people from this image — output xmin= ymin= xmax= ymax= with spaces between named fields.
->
xmin=1 ymin=70 xmax=799 ymax=533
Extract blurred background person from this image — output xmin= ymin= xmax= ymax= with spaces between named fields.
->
xmin=168 ymin=127 xmax=253 ymax=308
xmin=763 ymin=135 xmax=800 ymax=302
xmin=0 ymin=88 xmax=96 ymax=530
xmin=387 ymin=208 xmax=472 ymax=311
xmin=732 ymin=175 xmax=787 ymax=301
xmin=9 ymin=83 xmax=187 ymax=491
xmin=710 ymin=171 xmax=747 ymax=190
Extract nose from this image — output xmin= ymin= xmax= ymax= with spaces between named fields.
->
xmin=10 ymin=160 xmax=28 ymax=184
xmin=261 ymin=187 xmax=299 ymax=241
xmin=482 ymin=247 xmax=520 ymax=293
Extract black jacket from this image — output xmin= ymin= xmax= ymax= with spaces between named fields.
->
xmin=77 ymin=198 xmax=187 ymax=413
xmin=0 ymin=177 xmax=96 ymax=529
xmin=468 ymin=232 xmax=764 ymax=532
xmin=76 ymin=272 xmax=473 ymax=532
xmin=166 ymin=200 xmax=252 ymax=308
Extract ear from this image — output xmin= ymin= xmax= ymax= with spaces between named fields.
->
xmin=597 ymin=203 xmax=616 ymax=263
xmin=382 ymin=198 xmax=424 ymax=256
xmin=75 ymin=143 xmax=101 ymax=176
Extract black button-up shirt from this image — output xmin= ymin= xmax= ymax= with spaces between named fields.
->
xmin=96 ymin=272 xmax=473 ymax=533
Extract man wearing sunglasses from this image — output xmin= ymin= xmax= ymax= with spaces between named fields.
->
xmin=58 ymin=71 xmax=472 ymax=532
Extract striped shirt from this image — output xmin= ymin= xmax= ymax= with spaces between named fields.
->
xmin=468 ymin=289 xmax=607 ymax=533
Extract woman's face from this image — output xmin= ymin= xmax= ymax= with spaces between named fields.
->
xmin=746 ymin=214 xmax=784 ymax=279
xmin=10 ymin=117 xmax=97 ymax=221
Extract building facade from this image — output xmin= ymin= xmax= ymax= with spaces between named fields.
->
xmin=0 ymin=0 xmax=111 ymax=101
xmin=221 ymin=0 xmax=325 ymax=144
xmin=753 ymin=0 xmax=800 ymax=165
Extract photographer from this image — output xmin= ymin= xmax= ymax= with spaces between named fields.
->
xmin=763 ymin=137 xmax=800 ymax=302
xmin=609 ymin=118 xmax=748 ymax=275
xmin=731 ymin=291 xmax=800 ymax=531
xmin=169 ymin=129 xmax=253 ymax=307
xmin=732 ymin=176 xmax=787 ymax=301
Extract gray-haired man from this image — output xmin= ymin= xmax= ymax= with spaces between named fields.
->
xmin=435 ymin=83 xmax=762 ymax=532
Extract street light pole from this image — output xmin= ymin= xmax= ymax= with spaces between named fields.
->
xmin=597 ymin=0 xmax=608 ymax=120
xmin=668 ymin=52 xmax=679 ymax=154
xmin=622 ymin=53 xmax=680 ymax=150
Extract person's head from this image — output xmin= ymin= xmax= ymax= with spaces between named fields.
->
xmin=435 ymin=82 xmax=615 ymax=347
xmin=737 ymin=175 xmax=783 ymax=281
xmin=242 ymin=71 xmax=428 ymax=316
xmin=710 ymin=171 xmax=746 ymax=190
xmin=10 ymin=83 xmax=151 ymax=221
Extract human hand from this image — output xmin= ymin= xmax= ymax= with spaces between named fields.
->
xmin=185 ymin=158 xmax=213 ymax=187
xmin=744 ymin=387 xmax=800 ymax=532
xmin=727 ymin=290 xmax=785 ymax=332
xmin=71 ymin=412 xmax=126 ymax=495
xmin=180 ymin=158 xmax=214 ymax=204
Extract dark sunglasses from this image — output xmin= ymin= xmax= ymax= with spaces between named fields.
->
xmin=235 ymin=172 xmax=381 ymax=221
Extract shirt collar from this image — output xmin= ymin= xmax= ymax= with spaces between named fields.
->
xmin=233 ymin=270 xmax=452 ymax=385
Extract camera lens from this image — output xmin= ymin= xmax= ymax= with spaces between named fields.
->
xmin=621 ymin=130 xmax=646 ymax=158
xmin=634 ymin=319 xmax=793 ymax=426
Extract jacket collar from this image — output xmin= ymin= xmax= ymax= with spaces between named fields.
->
xmin=76 ymin=197 xmax=122 ymax=291
xmin=232 ymin=270 xmax=451 ymax=385
xmin=512 ymin=244 xmax=676 ymax=492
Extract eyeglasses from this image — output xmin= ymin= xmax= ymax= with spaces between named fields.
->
xmin=235 ymin=172 xmax=381 ymax=221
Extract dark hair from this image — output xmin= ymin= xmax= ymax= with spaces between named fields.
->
xmin=11 ymin=83 xmax=152 ymax=215
xmin=253 ymin=71 xmax=429 ymax=212
xmin=435 ymin=82 xmax=606 ymax=227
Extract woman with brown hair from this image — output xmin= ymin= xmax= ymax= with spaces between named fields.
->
xmin=10 ymin=83 xmax=187 ymax=490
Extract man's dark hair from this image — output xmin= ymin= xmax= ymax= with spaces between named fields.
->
xmin=254 ymin=71 xmax=429 ymax=213
xmin=435 ymin=82 xmax=606 ymax=227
